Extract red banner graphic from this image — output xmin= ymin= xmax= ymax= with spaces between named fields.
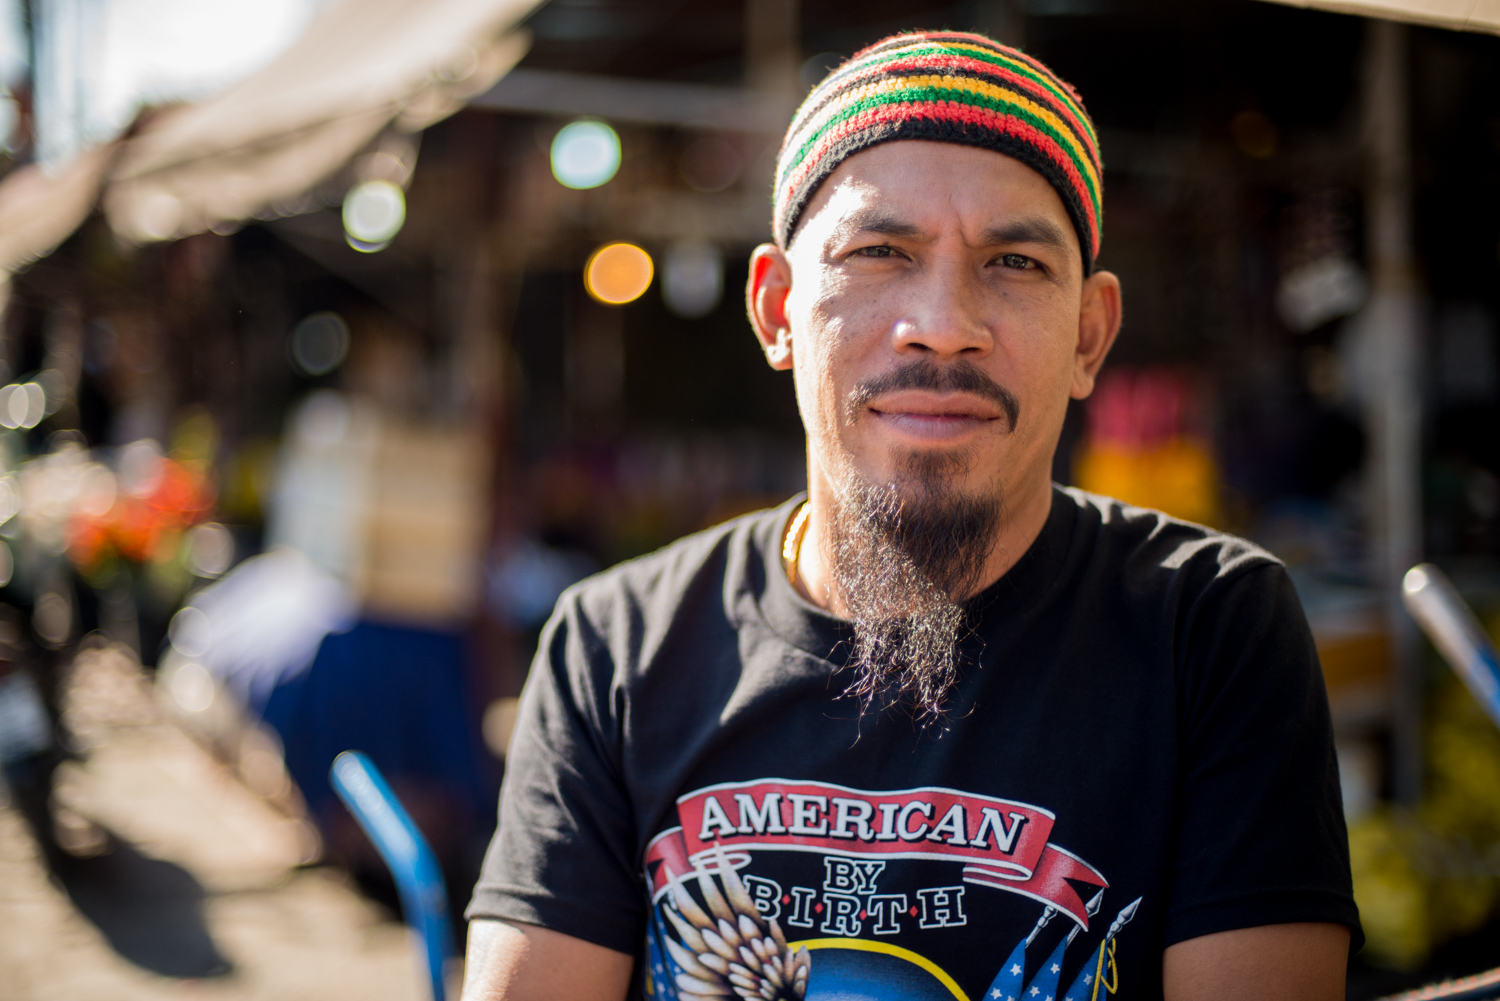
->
xmin=645 ymin=779 xmax=1108 ymax=928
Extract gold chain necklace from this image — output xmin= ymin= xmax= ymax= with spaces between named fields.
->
xmin=781 ymin=502 xmax=811 ymax=587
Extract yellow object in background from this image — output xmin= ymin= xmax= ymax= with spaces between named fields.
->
xmin=1349 ymin=615 xmax=1500 ymax=971
xmin=1348 ymin=811 xmax=1431 ymax=971
xmin=1074 ymin=436 xmax=1221 ymax=526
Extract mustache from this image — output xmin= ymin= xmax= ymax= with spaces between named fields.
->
xmin=846 ymin=360 xmax=1020 ymax=433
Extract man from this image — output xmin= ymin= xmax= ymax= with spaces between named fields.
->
xmin=464 ymin=32 xmax=1358 ymax=1001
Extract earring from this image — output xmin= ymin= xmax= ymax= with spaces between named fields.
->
xmin=766 ymin=329 xmax=792 ymax=365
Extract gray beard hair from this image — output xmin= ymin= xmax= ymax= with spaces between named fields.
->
xmin=827 ymin=458 xmax=1002 ymax=723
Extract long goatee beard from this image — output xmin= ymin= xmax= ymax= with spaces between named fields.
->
xmin=827 ymin=464 xmax=1001 ymax=723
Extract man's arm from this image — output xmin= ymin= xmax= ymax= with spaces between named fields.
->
xmin=1163 ymin=922 xmax=1349 ymax=1001
xmin=460 ymin=918 xmax=635 ymax=1001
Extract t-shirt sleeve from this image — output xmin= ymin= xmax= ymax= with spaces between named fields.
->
xmin=465 ymin=589 xmax=646 ymax=955
xmin=1165 ymin=561 xmax=1362 ymax=949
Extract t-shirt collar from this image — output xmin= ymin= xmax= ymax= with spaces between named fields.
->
xmin=754 ymin=486 xmax=1080 ymax=665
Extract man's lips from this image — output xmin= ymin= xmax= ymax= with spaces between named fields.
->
xmin=865 ymin=392 xmax=1006 ymax=440
xmin=866 ymin=391 xmax=1006 ymax=422
xmin=845 ymin=360 xmax=1021 ymax=434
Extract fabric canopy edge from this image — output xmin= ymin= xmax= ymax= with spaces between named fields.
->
xmin=0 ymin=0 xmax=538 ymax=277
xmin=1254 ymin=0 xmax=1500 ymax=34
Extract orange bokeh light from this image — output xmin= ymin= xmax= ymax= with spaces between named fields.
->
xmin=585 ymin=242 xmax=653 ymax=304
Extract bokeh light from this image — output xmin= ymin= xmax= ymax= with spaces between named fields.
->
xmin=33 ymin=591 xmax=70 ymax=647
xmin=585 ymin=243 xmax=653 ymax=305
xmin=169 ymin=605 xmax=213 ymax=658
xmin=551 ymin=119 xmax=621 ymax=190
xmin=118 ymin=439 xmax=165 ymax=497
xmin=342 ymin=180 xmax=406 ymax=251
xmin=663 ymin=241 xmax=723 ymax=318
xmin=294 ymin=390 xmax=351 ymax=447
xmin=0 ymin=478 xmax=18 ymax=524
xmin=0 ymin=382 xmax=46 ymax=429
xmin=679 ymin=136 xmax=740 ymax=193
xmin=167 ymin=661 xmax=216 ymax=713
xmin=187 ymin=522 xmax=235 ymax=578
xmin=290 ymin=311 xmax=350 ymax=376
xmin=1230 ymin=109 xmax=1278 ymax=159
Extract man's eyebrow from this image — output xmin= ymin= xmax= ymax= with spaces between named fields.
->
xmin=982 ymin=218 xmax=1071 ymax=250
xmin=842 ymin=211 xmax=923 ymax=239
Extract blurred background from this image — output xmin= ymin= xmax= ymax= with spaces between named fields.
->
xmin=0 ymin=0 xmax=1495 ymax=997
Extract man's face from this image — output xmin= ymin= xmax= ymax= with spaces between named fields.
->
xmin=777 ymin=140 xmax=1105 ymax=512
xmin=748 ymin=140 xmax=1119 ymax=718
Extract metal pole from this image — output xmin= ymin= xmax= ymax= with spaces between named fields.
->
xmin=1360 ymin=18 xmax=1423 ymax=804
xmin=1403 ymin=564 xmax=1500 ymax=731
xmin=745 ymin=0 xmax=800 ymax=115
xmin=743 ymin=0 xmax=800 ymax=229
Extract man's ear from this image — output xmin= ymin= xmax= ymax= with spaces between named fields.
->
xmin=746 ymin=243 xmax=794 ymax=371
xmin=1070 ymin=269 xmax=1122 ymax=399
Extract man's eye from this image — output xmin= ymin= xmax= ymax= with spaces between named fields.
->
xmin=854 ymin=245 xmax=897 ymax=258
xmin=999 ymin=254 xmax=1035 ymax=269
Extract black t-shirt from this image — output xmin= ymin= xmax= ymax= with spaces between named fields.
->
xmin=469 ymin=488 xmax=1359 ymax=1001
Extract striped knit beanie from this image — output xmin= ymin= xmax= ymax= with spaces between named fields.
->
xmin=773 ymin=32 xmax=1103 ymax=272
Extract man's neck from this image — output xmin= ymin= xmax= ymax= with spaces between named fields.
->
xmin=790 ymin=468 xmax=1056 ymax=614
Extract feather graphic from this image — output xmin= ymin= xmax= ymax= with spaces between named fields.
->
xmin=657 ymin=848 xmax=809 ymax=1001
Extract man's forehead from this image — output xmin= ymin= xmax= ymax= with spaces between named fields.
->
xmin=792 ymin=140 xmax=1077 ymax=250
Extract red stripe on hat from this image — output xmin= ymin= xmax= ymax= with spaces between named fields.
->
xmin=860 ymin=53 xmax=1099 ymax=162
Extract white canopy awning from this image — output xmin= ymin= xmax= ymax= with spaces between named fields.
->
xmin=0 ymin=0 xmax=541 ymax=272
xmin=1256 ymin=0 xmax=1500 ymax=33
xmin=104 ymin=0 xmax=538 ymax=244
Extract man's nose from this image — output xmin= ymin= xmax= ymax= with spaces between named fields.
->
xmin=889 ymin=262 xmax=995 ymax=358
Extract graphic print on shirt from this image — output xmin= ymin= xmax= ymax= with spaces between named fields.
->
xmin=641 ymin=779 xmax=1142 ymax=1001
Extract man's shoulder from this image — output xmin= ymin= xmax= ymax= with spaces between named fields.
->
xmin=552 ymin=499 xmax=792 ymax=629
xmin=1057 ymin=485 xmax=1281 ymax=588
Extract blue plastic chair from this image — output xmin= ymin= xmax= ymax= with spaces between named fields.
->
xmin=330 ymin=750 xmax=453 ymax=1001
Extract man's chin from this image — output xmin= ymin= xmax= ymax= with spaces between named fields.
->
xmin=826 ymin=462 xmax=1004 ymax=721
xmin=857 ymin=445 xmax=984 ymax=498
